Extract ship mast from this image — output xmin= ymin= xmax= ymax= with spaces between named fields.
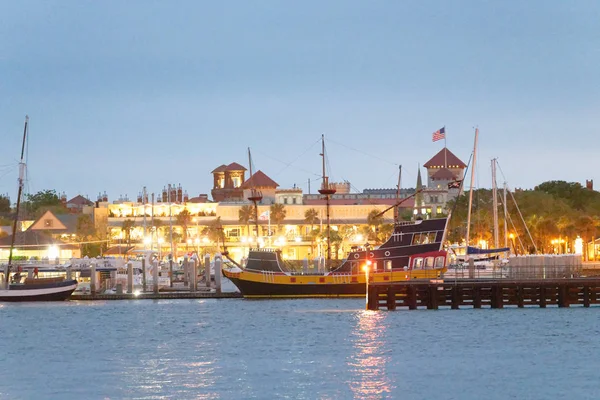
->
xmin=247 ymin=148 xmax=262 ymax=246
xmin=491 ymin=158 xmax=499 ymax=249
xmin=318 ymin=135 xmax=336 ymax=262
xmin=465 ymin=127 xmax=479 ymax=260
xmin=394 ymin=165 xmax=402 ymax=223
xmin=6 ymin=116 xmax=28 ymax=284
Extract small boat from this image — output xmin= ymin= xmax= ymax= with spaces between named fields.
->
xmin=0 ymin=116 xmax=77 ymax=302
xmin=222 ymin=136 xmax=449 ymax=298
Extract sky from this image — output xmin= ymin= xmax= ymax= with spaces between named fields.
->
xmin=1 ymin=1 xmax=599 ymax=203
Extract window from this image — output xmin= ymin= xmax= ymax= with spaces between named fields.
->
xmin=292 ymin=198 xmax=297 ymax=204
xmin=435 ymin=256 xmax=445 ymax=268
xmin=385 ymin=260 xmax=392 ymax=270
xmin=413 ymin=258 xmax=423 ymax=269
xmin=232 ymin=177 xmax=241 ymax=188
xmin=228 ymin=228 xmax=240 ymax=238
xmin=283 ymin=198 xmax=288 ymax=204
xmin=436 ymin=206 xmax=442 ymax=214
xmin=425 ymin=257 xmax=435 ymax=269
xmin=44 ymin=219 xmax=53 ymax=228
xmin=412 ymin=232 xmax=437 ymax=245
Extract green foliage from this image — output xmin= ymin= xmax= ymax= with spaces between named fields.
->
xmin=23 ymin=190 xmax=64 ymax=216
xmin=269 ymin=203 xmax=287 ymax=233
xmin=202 ymin=217 xmax=225 ymax=247
xmin=121 ymin=219 xmax=135 ymax=245
xmin=238 ymin=205 xmax=254 ymax=236
xmin=0 ymin=195 xmax=10 ymax=213
xmin=304 ymin=208 xmax=319 ymax=226
xmin=176 ymin=209 xmax=192 ymax=242
xmin=446 ymin=180 xmax=600 ymax=254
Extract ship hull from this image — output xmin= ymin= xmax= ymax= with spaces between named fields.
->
xmin=227 ymin=276 xmax=366 ymax=298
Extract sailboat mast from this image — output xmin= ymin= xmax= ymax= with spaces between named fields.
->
xmin=394 ymin=165 xmax=402 ymax=223
xmin=7 ymin=116 xmax=28 ymax=283
xmin=465 ymin=128 xmax=478 ymax=257
xmin=503 ymin=182 xmax=508 ymax=249
xmin=318 ymin=135 xmax=336 ymax=262
xmin=247 ymin=148 xmax=262 ymax=245
xmin=491 ymin=158 xmax=499 ymax=249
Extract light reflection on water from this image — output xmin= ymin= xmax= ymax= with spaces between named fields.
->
xmin=1 ymin=300 xmax=600 ymax=399
xmin=347 ymin=311 xmax=392 ymax=399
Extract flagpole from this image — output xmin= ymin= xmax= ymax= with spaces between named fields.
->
xmin=444 ymin=126 xmax=447 ymax=168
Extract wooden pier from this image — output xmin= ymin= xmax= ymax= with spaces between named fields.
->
xmin=367 ymin=278 xmax=600 ymax=310
xmin=71 ymin=291 xmax=242 ymax=301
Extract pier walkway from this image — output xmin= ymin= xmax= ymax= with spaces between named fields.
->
xmin=367 ymin=278 xmax=600 ymax=310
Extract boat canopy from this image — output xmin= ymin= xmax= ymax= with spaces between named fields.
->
xmin=467 ymin=246 xmax=510 ymax=255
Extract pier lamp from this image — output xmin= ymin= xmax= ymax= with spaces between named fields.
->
xmin=362 ymin=260 xmax=372 ymax=310
xmin=574 ymin=236 xmax=583 ymax=255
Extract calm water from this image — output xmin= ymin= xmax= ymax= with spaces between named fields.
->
xmin=1 ymin=299 xmax=600 ymax=400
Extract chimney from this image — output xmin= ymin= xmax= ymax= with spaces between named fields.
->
xmin=586 ymin=179 xmax=594 ymax=191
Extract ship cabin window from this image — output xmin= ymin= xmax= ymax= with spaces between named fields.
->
xmin=351 ymin=261 xmax=358 ymax=274
xmin=413 ymin=258 xmax=423 ymax=269
xmin=385 ymin=260 xmax=392 ymax=270
xmin=372 ymin=262 xmax=378 ymax=272
xmin=412 ymin=232 xmax=437 ymax=245
xmin=424 ymin=257 xmax=435 ymax=269
xmin=435 ymin=256 xmax=445 ymax=268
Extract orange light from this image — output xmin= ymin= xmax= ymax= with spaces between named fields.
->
xmin=366 ymin=260 xmax=372 ymax=266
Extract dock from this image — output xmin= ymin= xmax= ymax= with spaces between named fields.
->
xmin=367 ymin=278 xmax=600 ymax=310
xmin=71 ymin=291 xmax=242 ymax=301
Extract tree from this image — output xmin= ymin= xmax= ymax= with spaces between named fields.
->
xmin=77 ymin=214 xmax=102 ymax=257
xmin=176 ymin=209 xmax=192 ymax=243
xmin=121 ymin=219 xmax=135 ymax=246
xmin=202 ymin=217 xmax=225 ymax=250
xmin=238 ymin=205 xmax=254 ymax=236
xmin=366 ymin=209 xmax=384 ymax=243
xmin=269 ymin=203 xmax=287 ymax=234
xmin=0 ymin=195 xmax=10 ymax=214
xmin=23 ymin=189 xmax=65 ymax=217
xmin=304 ymin=208 xmax=319 ymax=232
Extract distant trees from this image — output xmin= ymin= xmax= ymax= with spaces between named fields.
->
xmin=238 ymin=205 xmax=254 ymax=236
xmin=23 ymin=189 xmax=65 ymax=217
xmin=0 ymin=195 xmax=10 ymax=213
xmin=445 ymin=180 xmax=600 ymax=257
xmin=176 ymin=209 xmax=192 ymax=243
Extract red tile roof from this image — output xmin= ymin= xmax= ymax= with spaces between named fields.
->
xmin=430 ymin=168 xmax=457 ymax=180
xmin=211 ymin=164 xmax=228 ymax=174
xmin=67 ymin=195 xmax=94 ymax=206
xmin=424 ymin=148 xmax=466 ymax=169
xmin=304 ymin=198 xmax=415 ymax=207
xmin=225 ymin=162 xmax=247 ymax=171
xmin=241 ymin=170 xmax=279 ymax=188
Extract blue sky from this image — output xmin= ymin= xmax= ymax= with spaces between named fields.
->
xmin=1 ymin=1 xmax=598 ymax=202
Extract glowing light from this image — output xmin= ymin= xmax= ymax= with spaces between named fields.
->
xmin=143 ymin=237 xmax=151 ymax=245
xmin=295 ymin=237 xmax=302 ymax=243
xmin=574 ymin=236 xmax=583 ymax=254
xmin=241 ymin=237 xmax=247 ymax=243
xmin=47 ymin=245 xmax=59 ymax=259
xmin=158 ymin=238 xmax=165 ymax=244
xmin=355 ymin=234 xmax=364 ymax=242
xmin=133 ymin=290 xmax=141 ymax=297
xmin=202 ymin=237 xmax=209 ymax=244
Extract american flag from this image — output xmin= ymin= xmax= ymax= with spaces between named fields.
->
xmin=432 ymin=127 xmax=445 ymax=142
xmin=259 ymin=210 xmax=270 ymax=221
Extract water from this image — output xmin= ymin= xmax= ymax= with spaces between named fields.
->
xmin=1 ymin=299 xmax=599 ymax=400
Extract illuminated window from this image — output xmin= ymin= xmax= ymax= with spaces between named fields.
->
xmin=44 ymin=219 xmax=53 ymax=228
xmin=385 ymin=260 xmax=392 ymax=270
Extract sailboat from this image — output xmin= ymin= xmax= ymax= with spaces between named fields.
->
xmin=0 ymin=116 xmax=78 ymax=301
xmin=222 ymin=135 xmax=450 ymax=298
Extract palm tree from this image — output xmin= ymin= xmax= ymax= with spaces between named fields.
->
xmin=304 ymin=208 xmax=319 ymax=233
xmin=366 ymin=209 xmax=384 ymax=244
xmin=238 ymin=205 xmax=254 ymax=237
xmin=269 ymin=203 xmax=287 ymax=235
xmin=202 ymin=217 xmax=225 ymax=250
xmin=176 ymin=209 xmax=192 ymax=244
xmin=121 ymin=219 xmax=135 ymax=246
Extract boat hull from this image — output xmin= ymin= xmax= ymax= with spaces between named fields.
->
xmin=0 ymin=280 xmax=78 ymax=302
xmin=227 ymin=276 xmax=366 ymax=298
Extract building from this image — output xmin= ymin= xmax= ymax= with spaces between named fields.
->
xmin=211 ymin=163 xmax=247 ymax=202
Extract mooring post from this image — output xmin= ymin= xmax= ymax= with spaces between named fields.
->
xmin=141 ymin=257 xmax=147 ymax=293
xmin=407 ymin=284 xmax=417 ymax=310
xmin=153 ymin=260 xmax=159 ymax=294
xmin=183 ymin=255 xmax=189 ymax=287
xmin=451 ymin=284 xmax=460 ymax=309
xmin=428 ymin=284 xmax=438 ymax=310
xmin=191 ymin=257 xmax=197 ymax=292
xmin=169 ymin=258 xmax=174 ymax=288
xmin=516 ymin=284 xmax=524 ymax=308
xmin=127 ymin=261 xmax=133 ymax=294
xmin=204 ymin=254 xmax=211 ymax=289
xmin=558 ymin=283 xmax=570 ymax=308
xmin=539 ymin=284 xmax=547 ymax=308
xmin=473 ymin=285 xmax=482 ymax=308
xmin=387 ymin=286 xmax=396 ymax=310
xmin=214 ymin=254 xmax=222 ymax=295
xmin=367 ymin=285 xmax=377 ymax=310
xmin=583 ymin=285 xmax=590 ymax=307
xmin=90 ymin=262 xmax=97 ymax=295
